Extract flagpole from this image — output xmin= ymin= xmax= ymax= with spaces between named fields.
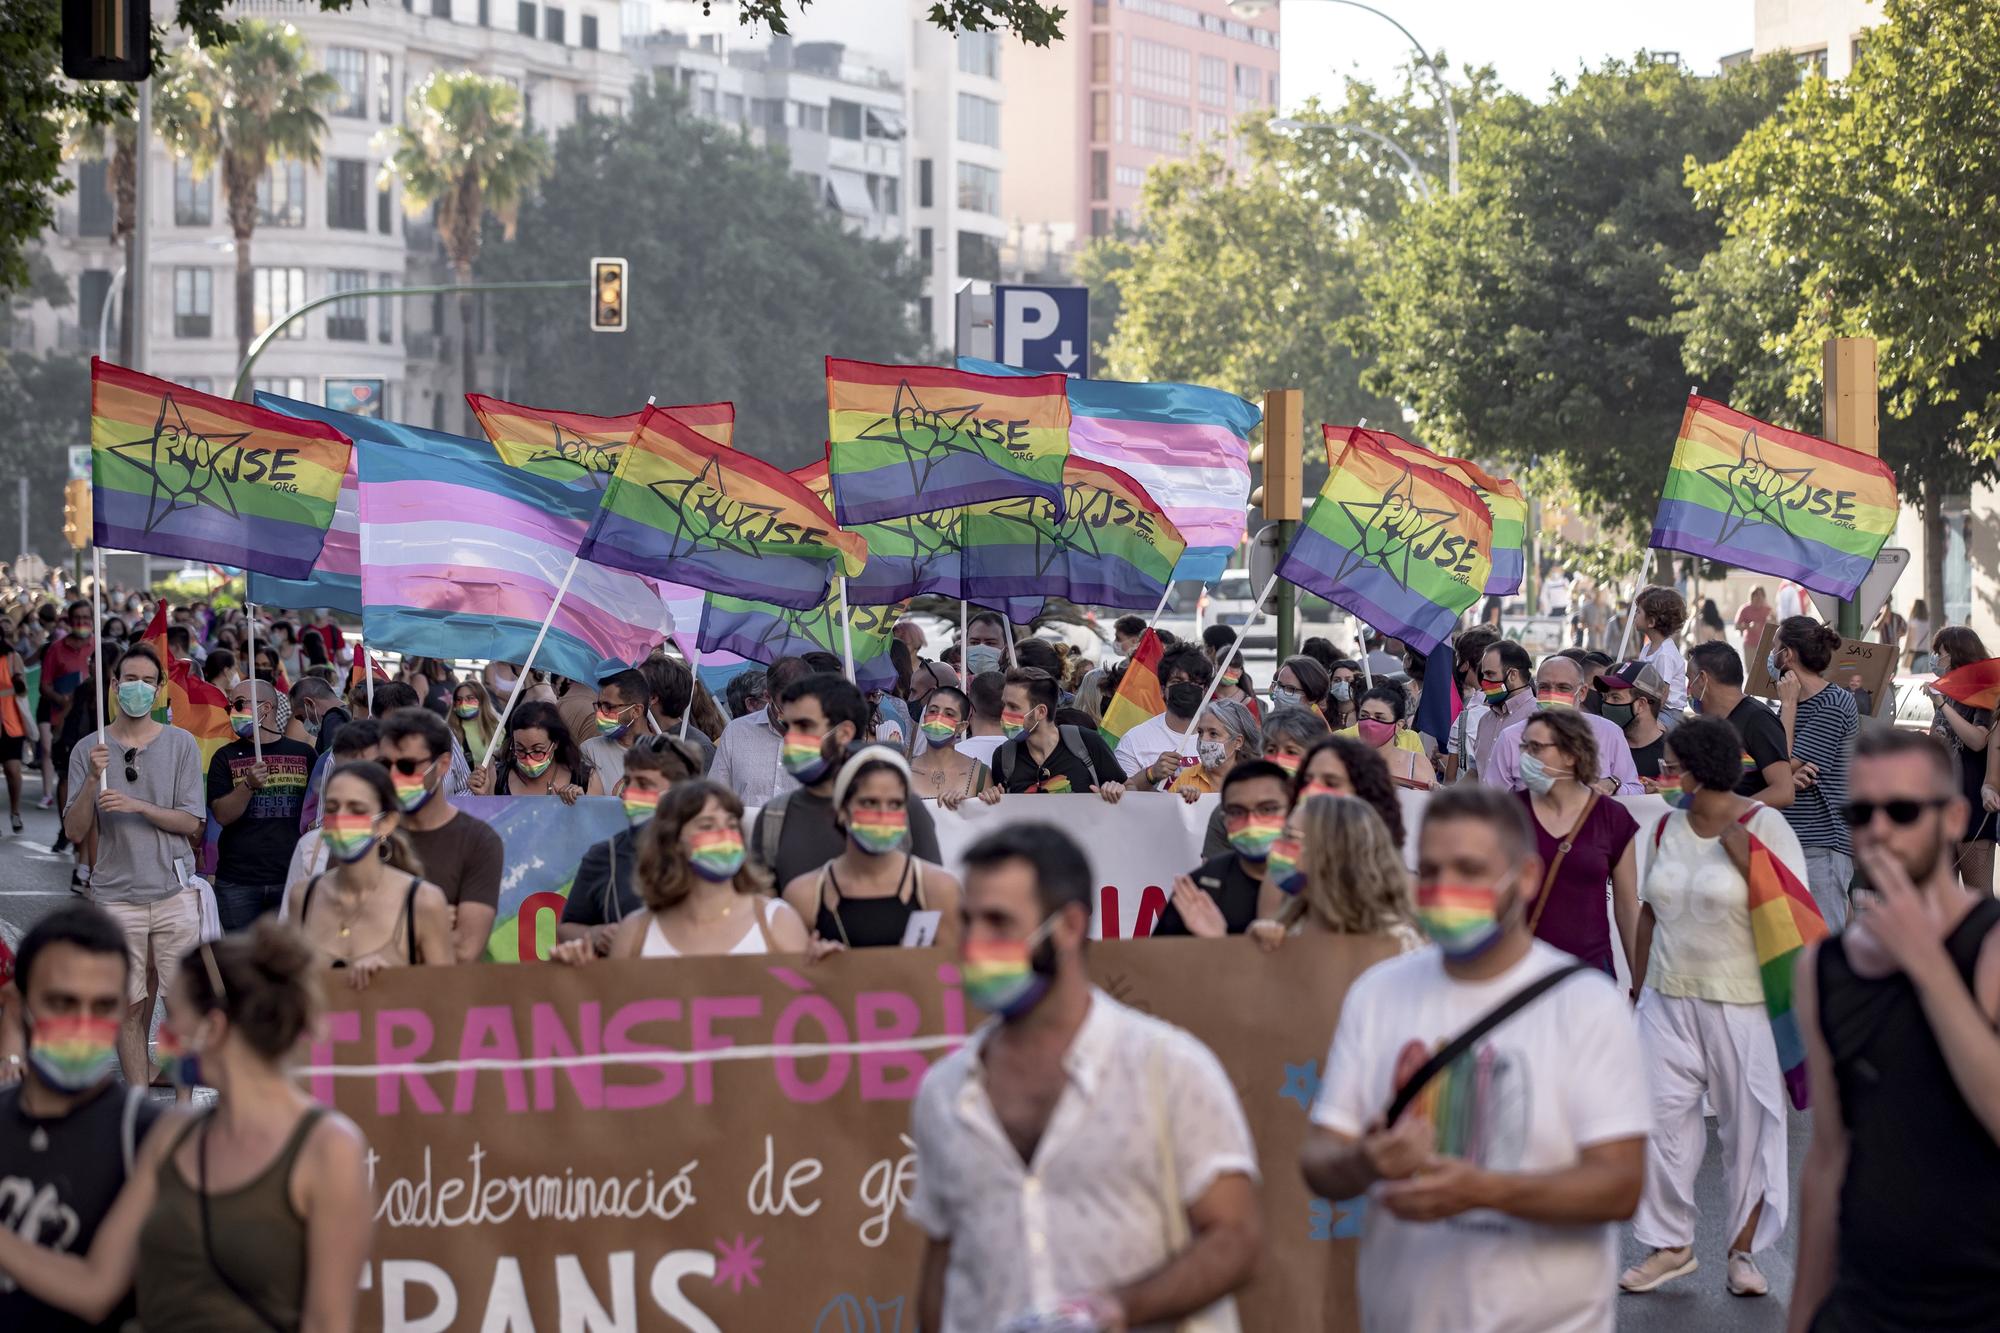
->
xmin=246 ymin=599 xmax=263 ymax=761
xmin=361 ymin=635 xmax=373 ymax=712
xmin=680 ymin=643 xmax=697 ymax=741
xmin=837 ymin=576 xmax=856 ymax=684
xmin=480 ymin=554 xmax=581 ymax=770
xmin=91 ymin=548 xmax=108 ymax=792
xmin=1001 ymin=607 xmax=1019 ymax=669
xmin=1614 ymin=580 xmax=1644 ymax=661
xmin=1143 ymin=581 xmax=1174 ymax=636
xmin=1175 ymin=572 xmax=1282 ymax=776
xmin=1354 ymin=616 xmax=1373 ymax=687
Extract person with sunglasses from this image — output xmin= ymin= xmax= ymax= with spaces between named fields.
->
xmin=61 ymin=645 xmax=205 ymax=1089
xmin=1792 ymin=729 xmax=2000 ymax=1333
xmin=1621 ymin=717 xmax=1802 ymax=1299
xmin=469 ymin=701 xmax=589 ymax=802
xmin=378 ymin=707 xmax=501 ymax=964
xmin=558 ymin=737 xmax=704 ymax=957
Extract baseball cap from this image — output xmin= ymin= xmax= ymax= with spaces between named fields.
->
xmin=1601 ymin=660 xmax=1665 ymax=705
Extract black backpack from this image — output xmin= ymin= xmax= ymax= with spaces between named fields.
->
xmin=994 ymin=724 xmax=1101 ymax=791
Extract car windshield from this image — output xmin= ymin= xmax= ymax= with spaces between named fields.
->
xmin=1216 ymin=574 xmax=1253 ymax=601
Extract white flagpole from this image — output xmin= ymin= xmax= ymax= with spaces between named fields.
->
xmin=1176 ymin=572 xmax=1282 ymax=771
xmin=480 ymin=553 xmax=582 ymax=769
xmin=959 ymin=599 xmax=968 ymax=666
xmin=838 ymin=576 xmax=856 ymax=683
xmin=1614 ymin=581 xmax=1644 ymax=661
xmin=246 ymin=600 xmax=263 ymax=761
xmin=1354 ymin=615 xmax=1373 ymax=687
xmin=91 ymin=549 xmax=109 ymax=791
xmin=360 ymin=633 xmax=374 ymax=712
xmin=680 ymin=642 xmax=698 ymax=740
xmin=1002 ymin=608 xmax=1020 ymax=669
xmin=1142 ymin=581 xmax=1174 ymax=636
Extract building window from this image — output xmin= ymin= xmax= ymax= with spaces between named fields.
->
xmin=917 ymin=159 xmax=933 ymax=209
xmin=171 ymin=267 xmax=212 ymax=338
xmin=328 ymin=48 xmax=366 ymax=117
xmin=1131 ymin=38 xmax=1190 ymax=96
xmin=173 ymin=159 xmax=212 ymax=226
xmin=793 ymin=101 xmax=825 ymax=132
xmin=328 ymin=159 xmax=369 ymax=230
xmin=517 ymin=1 xmax=535 ymax=35
xmin=378 ymin=272 xmax=396 ymax=344
xmin=957 ymin=30 xmax=999 ymax=78
xmin=1091 ymin=33 xmax=1109 ymax=82
xmin=328 ymin=269 xmax=369 ymax=341
xmin=830 ymin=100 xmax=863 ymax=140
xmin=957 ymin=231 xmax=1000 ymax=282
xmin=1115 ymin=163 xmax=1146 ymax=187
xmin=957 ymin=93 xmax=1000 ymax=148
xmin=1090 ymin=150 xmax=1108 ymax=202
xmin=956 ymin=161 xmax=999 ymax=214
xmin=1232 ymin=63 xmax=1262 ymax=112
xmin=253 ymin=377 xmax=309 ymax=401
xmin=723 ymin=92 xmax=744 ymax=123
xmin=1198 ymin=111 xmax=1227 ymax=143
xmin=581 ymin=13 xmax=598 ymax=46
xmin=77 ymin=160 xmax=114 ymax=236
xmin=477 ymin=0 xmax=488 ymax=24
xmin=258 ymin=160 xmax=307 ymax=227
xmin=1091 ymin=208 xmax=1109 ymax=237
xmin=78 ymin=269 xmax=113 ymax=337
xmin=252 ymin=267 xmax=308 ymax=338
xmin=1090 ymin=91 xmax=1110 ymax=142
xmin=377 ymin=53 xmax=394 ymax=123
xmin=1199 ymin=55 xmax=1226 ymax=107
xmin=543 ymin=6 xmax=564 ymax=41
xmin=919 ymin=297 xmax=932 ymax=341
xmin=1131 ymin=96 xmax=1192 ymax=153
xmin=1793 ymin=46 xmax=1828 ymax=78
xmin=916 ymin=226 xmax=933 ymax=276
xmin=432 ymin=0 xmax=449 ymax=15
xmin=376 ymin=179 xmax=393 ymax=233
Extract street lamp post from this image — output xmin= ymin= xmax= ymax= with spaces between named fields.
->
xmin=1229 ymin=0 xmax=1458 ymax=196
xmin=1268 ymin=116 xmax=1435 ymax=201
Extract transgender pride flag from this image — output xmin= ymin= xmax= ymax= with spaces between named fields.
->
xmin=246 ymin=394 xmax=360 ymax=613
xmin=260 ymin=401 xmax=675 ymax=686
xmin=959 ymin=358 xmax=1259 ymax=582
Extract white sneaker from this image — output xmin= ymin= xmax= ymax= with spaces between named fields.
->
xmin=1619 ymin=1247 xmax=1697 ymax=1292
xmin=1727 ymin=1250 xmax=1769 ymax=1297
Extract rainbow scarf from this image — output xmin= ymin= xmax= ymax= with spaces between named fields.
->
xmin=1743 ymin=813 xmax=1829 ymax=1109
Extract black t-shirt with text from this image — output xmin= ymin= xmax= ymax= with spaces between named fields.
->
xmin=206 ymin=737 xmax=318 ymax=884
xmin=1729 ymin=698 xmax=1791 ymax=797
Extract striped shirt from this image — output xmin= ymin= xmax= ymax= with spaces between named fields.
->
xmin=1786 ymin=684 xmax=1858 ymax=855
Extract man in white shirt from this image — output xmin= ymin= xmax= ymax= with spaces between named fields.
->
xmin=708 ymin=656 xmax=810 ymax=808
xmin=1483 ymin=654 xmax=1644 ymax=795
xmin=1114 ymin=644 xmax=1212 ymax=786
xmin=910 ymin=823 xmax=1261 ymax=1332
xmin=1302 ymin=785 xmax=1650 ymax=1332
xmin=954 ymin=669 xmax=1008 ymax=770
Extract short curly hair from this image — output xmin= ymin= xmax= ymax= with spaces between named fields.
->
xmin=1635 ymin=586 xmax=1688 ymax=640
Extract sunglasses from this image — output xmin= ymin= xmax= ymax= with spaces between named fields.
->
xmin=1840 ymin=798 xmax=1951 ymax=828
xmin=122 ymin=748 xmax=139 ymax=784
xmin=389 ymin=756 xmax=438 ymax=777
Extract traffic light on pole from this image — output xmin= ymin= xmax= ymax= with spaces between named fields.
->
xmin=63 ymin=479 xmax=92 ymax=549
xmin=62 ymin=0 xmax=151 ymax=80
xmin=590 ymin=258 xmax=628 ymax=333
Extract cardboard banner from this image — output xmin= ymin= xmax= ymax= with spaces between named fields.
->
xmin=1742 ymin=620 xmax=1896 ymax=718
xmin=306 ymin=936 xmax=1395 ymax=1332
xmin=927 ymin=793 xmax=1216 ymax=938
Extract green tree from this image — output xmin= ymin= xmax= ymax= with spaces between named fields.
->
xmin=382 ymin=71 xmax=551 ymax=421
xmin=1676 ymin=0 xmax=2000 ymax=618
xmin=483 ymin=81 xmax=923 ymax=468
xmin=1349 ymin=54 xmax=1798 ymax=532
xmin=154 ymin=22 xmax=338 ymax=365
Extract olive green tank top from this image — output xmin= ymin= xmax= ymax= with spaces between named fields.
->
xmin=136 ymin=1106 xmax=323 ymax=1332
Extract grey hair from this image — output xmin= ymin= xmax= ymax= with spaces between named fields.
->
xmin=1261 ymin=705 xmax=1330 ymax=753
xmin=1207 ymin=698 xmax=1263 ymax=756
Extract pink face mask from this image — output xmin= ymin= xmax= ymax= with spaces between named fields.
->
xmin=1356 ymin=718 xmax=1397 ymax=748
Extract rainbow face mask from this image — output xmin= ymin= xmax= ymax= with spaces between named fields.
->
xmin=1414 ymin=878 xmax=1511 ymax=961
xmin=595 ymin=706 xmax=633 ymax=739
xmin=1265 ymin=836 xmax=1307 ymax=894
xmin=454 ymin=702 xmax=481 ymax=720
xmin=622 ymin=789 xmax=662 ymax=823
xmin=1535 ymin=685 xmax=1579 ymax=710
xmin=782 ymin=730 xmax=833 ymax=783
xmin=960 ymin=918 xmax=1056 ymax=1019
xmin=920 ymin=716 xmax=960 ymax=746
xmin=151 ymin=1024 xmax=204 ymax=1090
xmin=685 ymin=828 xmax=747 ymax=882
xmin=1268 ymin=750 xmax=1302 ymax=777
xmin=1000 ymin=707 xmax=1031 ymax=740
xmin=320 ymin=812 xmax=381 ymax=864
xmin=514 ymin=752 xmax=554 ymax=779
xmin=393 ymin=768 xmax=434 ymax=814
xmin=26 ymin=1013 xmax=120 ymax=1092
xmin=229 ymin=711 xmax=256 ymax=739
xmin=848 ymin=807 xmax=908 ymax=855
xmin=1225 ymin=813 xmax=1285 ymax=862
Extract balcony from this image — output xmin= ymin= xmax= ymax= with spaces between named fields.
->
xmin=405 ymin=329 xmax=448 ymax=361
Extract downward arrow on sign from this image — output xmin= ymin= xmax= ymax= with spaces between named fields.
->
xmin=1053 ymin=340 xmax=1078 ymax=369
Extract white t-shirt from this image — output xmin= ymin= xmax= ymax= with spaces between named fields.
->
xmin=1638 ymin=636 xmax=1689 ymax=716
xmin=1642 ymin=805 xmax=1805 ymax=1005
xmin=955 ymin=734 xmax=1005 ymax=770
xmin=1313 ymin=942 xmax=1651 ymax=1333
xmin=1112 ymin=711 xmax=1194 ymax=780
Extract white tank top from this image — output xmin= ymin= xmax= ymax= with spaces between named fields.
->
xmin=640 ymin=897 xmax=777 ymax=958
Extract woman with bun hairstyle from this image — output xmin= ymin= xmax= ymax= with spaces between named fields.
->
xmin=0 ymin=920 xmax=375 ymax=1330
xmin=551 ymin=779 xmax=809 ymax=961
xmin=287 ymin=760 xmax=455 ymax=986
xmin=1770 ymin=615 xmax=1859 ymax=928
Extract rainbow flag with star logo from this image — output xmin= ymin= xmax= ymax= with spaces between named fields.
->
xmin=792 ymin=454 xmax=966 ymax=606
xmin=826 ymin=358 xmax=1071 ymax=525
xmin=697 ymin=586 xmax=899 ymax=693
xmin=961 ymin=456 xmax=1186 ymax=610
xmin=1327 ymin=426 xmax=1526 ymax=597
xmin=90 ymin=359 xmax=350 ymax=578
xmin=1650 ymin=394 xmax=1898 ymax=600
xmin=467 ymin=394 xmax=734 ymax=490
xmin=1278 ymin=432 xmax=1493 ymax=655
xmin=577 ymin=405 xmax=866 ymax=610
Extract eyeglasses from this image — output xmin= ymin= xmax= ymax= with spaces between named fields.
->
xmin=511 ymin=745 xmax=554 ymax=760
xmin=389 ymin=756 xmax=437 ymax=777
xmin=122 ymin=748 xmax=139 ymax=784
xmin=1223 ymin=802 xmax=1290 ymax=821
xmin=1840 ymin=798 xmax=1952 ymax=828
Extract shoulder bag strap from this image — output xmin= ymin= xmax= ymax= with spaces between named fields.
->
xmin=1525 ymin=792 xmax=1601 ymax=937
xmin=1385 ymin=962 xmax=1592 ymax=1127
xmin=751 ymin=894 xmax=779 ymax=952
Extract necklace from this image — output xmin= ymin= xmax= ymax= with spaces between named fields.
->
xmin=689 ymin=896 xmax=739 ymax=927
xmin=330 ymin=884 xmax=369 ymax=939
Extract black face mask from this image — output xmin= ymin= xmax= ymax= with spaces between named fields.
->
xmin=1165 ymin=682 xmax=1205 ymax=718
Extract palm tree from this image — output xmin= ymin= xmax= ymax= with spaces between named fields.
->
xmin=60 ymin=112 xmax=137 ymax=359
xmin=381 ymin=72 xmax=551 ymax=415
xmin=154 ymin=22 xmax=337 ymax=371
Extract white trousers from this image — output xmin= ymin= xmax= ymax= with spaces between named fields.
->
xmin=1632 ymin=989 xmax=1789 ymax=1254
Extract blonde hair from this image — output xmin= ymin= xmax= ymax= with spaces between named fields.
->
xmin=1281 ymin=794 xmax=1414 ymax=936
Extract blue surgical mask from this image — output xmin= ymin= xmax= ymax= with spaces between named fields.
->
xmin=1270 ymin=686 xmax=1302 ymax=711
xmin=1767 ymin=650 xmax=1785 ymax=681
xmin=1518 ymin=751 xmax=1565 ymax=796
xmin=1330 ymin=681 xmax=1352 ymax=704
xmin=115 ymin=681 xmax=156 ymax=719
xmin=964 ymin=644 xmax=1003 ymax=677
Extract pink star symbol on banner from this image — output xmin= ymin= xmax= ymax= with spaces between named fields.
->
xmin=711 ymin=1234 xmax=766 ymax=1294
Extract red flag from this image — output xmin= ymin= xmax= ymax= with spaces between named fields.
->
xmin=1934 ymin=657 xmax=2000 ymax=712
xmin=142 ymin=600 xmax=235 ymax=769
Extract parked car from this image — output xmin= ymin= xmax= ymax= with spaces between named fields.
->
xmin=1890 ymin=673 xmax=1938 ymax=732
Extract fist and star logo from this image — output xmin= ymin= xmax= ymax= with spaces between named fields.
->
xmin=104 ymin=393 xmax=251 ymax=533
xmin=1695 ymin=425 xmax=1819 ymax=544
xmin=1327 ymin=465 xmax=1463 ymax=589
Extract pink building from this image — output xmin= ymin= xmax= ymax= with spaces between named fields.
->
xmin=1003 ymin=0 xmax=1281 ymax=262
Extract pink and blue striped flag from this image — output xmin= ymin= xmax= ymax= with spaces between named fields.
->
xmin=959 ymin=357 xmax=1259 ymax=582
xmin=245 ymin=392 xmax=361 ymax=613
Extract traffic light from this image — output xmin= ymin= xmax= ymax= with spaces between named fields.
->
xmin=590 ymin=257 xmax=627 ymax=333
xmin=62 ymin=0 xmax=151 ymax=81
xmin=63 ymin=479 xmax=92 ymax=549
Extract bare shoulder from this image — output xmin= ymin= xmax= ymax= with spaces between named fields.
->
xmin=920 ymin=862 xmax=961 ymax=898
xmin=413 ymin=879 xmax=452 ymax=912
xmin=304 ymin=1107 xmax=370 ymax=1165
xmin=1974 ymin=922 xmax=2000 ymax=1022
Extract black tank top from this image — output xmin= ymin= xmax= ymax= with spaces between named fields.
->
xmin=1810 ymin=896 xmax=2000 ymax=1332
xmin=814 ymin=857 xmax=926 ymax=949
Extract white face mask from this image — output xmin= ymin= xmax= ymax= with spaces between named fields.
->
xmin=1198 ymin=739 xmax=1229 ymax=770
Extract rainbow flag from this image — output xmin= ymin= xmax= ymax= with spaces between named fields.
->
xmin=1327 ymin=426 xmax=1526 ymax=597
xmin=962 ymin=457 xmax=1186 ymax=610
xmin=1934 ymin=657 xmax=2000 ymax=712
xmin=467 ymin=394 xmax=734 ymax=490
xmin=244 ymin=409 xmax=359 ymax=613
xmin=1279 ymin=433 xmax=1493 ymax=655
xmin=793 ymin=455 xmax=965 ymax=606
xmin=827 ymin=358 xmax=1071 ymax=525
xmin=697 ymin=587 xmax=898 ymax=693
xmin=1098 ymin=628 xmax=1166 ymax=750
xmin=1743 ymin=813 xmax=1829 ymax=1109
xmin=90 ymin=359 xmax=349 ymax=578
xmin=959 ymin=358 xmax=1259 ymax=581
xmin=577 ymin=405 xmax=864 ymax=610
xmin=140 ymin=599 xmax=234 ymax=771
xmin=1651 ymin=394 xmax=1898 ymax=600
